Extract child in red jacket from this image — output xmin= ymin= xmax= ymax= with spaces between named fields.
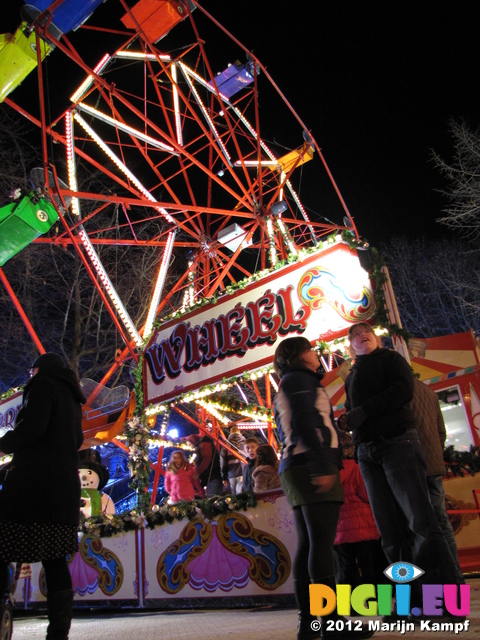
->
xmin=334 ymin=428 xmax=387 ymax=586
xmin=164 ymin=450 xmax=202 ymax=503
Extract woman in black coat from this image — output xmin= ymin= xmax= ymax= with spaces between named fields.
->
xmin=273 ymin=337 xmax=372 ymax=640
xmin=0 ymin=353 xmax=85 ymax=640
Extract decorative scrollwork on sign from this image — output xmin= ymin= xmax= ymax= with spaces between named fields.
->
xmin=156 ymin=512 xmax=291 ymax=594
xmin=39 ymin=535 xmax=123 ymax=597
xmin=80 ymin=535 xmax=124 ymax=595
xmin=268 ymin=507 xmax=295 ymax=534
xmin=298 ymin=265 xmax=374 ymax=321
xmin=157 ymin=519 xmax=212 ymax=593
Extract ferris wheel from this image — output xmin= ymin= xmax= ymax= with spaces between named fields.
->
xmin=1 ymin=0 xmax=359 ymax=389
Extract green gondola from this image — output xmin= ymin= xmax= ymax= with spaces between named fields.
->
xmin=0 ymin=190 xmax=58 ymax=266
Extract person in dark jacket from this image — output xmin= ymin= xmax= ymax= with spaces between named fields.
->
xmin=273 ymin=337 xmax=372 ymax=640
xmin=195 ymin=433 xmax=222 ymax=497
xmin=0 ymin=352 xmax=85 ymax=640
xmin=241 ymin=437 xmax=259 ymax=492
xmin=411 ymin=378 xmax=463 ymax=582
xmin=220 ymin=427 xmax=245 ymax=494
xmin=342 ymin=322 xmax=460 ymax=591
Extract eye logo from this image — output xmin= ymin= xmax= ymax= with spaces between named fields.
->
xmin=384 ymin=562 xmax=424 ymax=583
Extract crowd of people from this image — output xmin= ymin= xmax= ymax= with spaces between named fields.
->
xmin=163 ymin=430 xmax=282 ymax=502
xmin=0 ymin=326 xmax=464 ymax=640
xmin=156 ymin=323 xmax=464 ymax=640
xmin=272 ymin=327 xmax=464 ymax=639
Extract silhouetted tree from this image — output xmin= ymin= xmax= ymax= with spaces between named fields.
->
xmin=382 ymin=236 xmax=480 ymax=338
xmin=433 ymin=119 xmax=480 ymax=243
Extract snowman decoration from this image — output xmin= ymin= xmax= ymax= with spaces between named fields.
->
xmin=78 ymin=449 xmax=115 ymax=518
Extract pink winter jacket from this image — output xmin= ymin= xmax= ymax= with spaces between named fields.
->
xmin=334 ymin=459 xmax=380 ymax=545
xmin=164 ymin=466 xmax=198 ymax=503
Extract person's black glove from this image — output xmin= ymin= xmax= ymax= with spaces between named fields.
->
xmin=345 ymin=407 xmax=367 ymax=430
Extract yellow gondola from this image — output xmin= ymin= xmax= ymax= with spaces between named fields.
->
xmin=0 ymin=22 xmax=51 ymax=103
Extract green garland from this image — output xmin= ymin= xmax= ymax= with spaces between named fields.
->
xmin=131 ymin=354 xmax=144 ymax=411
xmin=341 ymin=232 xmax=411 ymax=344
xmin=0 ymin=386 xmax=22 ymax=400
xmin=124 ymin=416 xmax=152 ymax=512
xmin=79 ymin=491 xmax=257 ymax=538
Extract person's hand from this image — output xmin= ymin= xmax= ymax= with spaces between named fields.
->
xmin=337 ymin=414 xmax=348 ymax=429
xmin=311 ymin=474 xmax=337 ymax=493
xmin=222 ymin=480 xmax=230 ymax=487
xmin=345 ymin=406 xmax=367 ymax=430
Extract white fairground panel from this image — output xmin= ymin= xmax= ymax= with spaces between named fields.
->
xmin=12 ymin=492 xmax=297 ymax=608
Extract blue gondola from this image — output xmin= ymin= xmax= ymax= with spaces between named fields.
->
xmin=208 ymin=60 xmax=256 ymax=99
xmin=23 ymin=0 xmax=107 ymax=36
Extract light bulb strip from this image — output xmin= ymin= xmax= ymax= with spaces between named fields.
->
xmin=178 ymin=61 xmax=221 ymax=94
xmin=115 ymin=51 xmax=171 ymax=62
xmin=180 ymin=380 xmax=235 ymax=404
xmin=266 ymin=217 xmax=277 ymax=266
xmin=76 ymin=102 xmax=177 ymax=154
xmin=197 ymin=398 xmax=271 ymax=422
xmin=279 ymin=171 xmax=285 ymax=201
xmin=146 ymin=368 xmax=280 ymax=416
xmin=229 ymin=103 xmax=279 ymax=164
xmin=171 ymin=63 xmax=183 ymax=147
xmin=144 ymin=230 xmax=176 ymax=339
xmin=177 ymin=62 xmax=284 ymax=176
xmin=185 ymin=63 xmax=231 ymax=103
xmin=236 ymin=422 xmax=271 ymax=429
xmin=70 ymin=53 xmax=111 ymax=103
xmin=268 ymin=373 xmax=279 ymax=393
xmin=64 ymin=113 xmax=80 ymax=216
xmin=78 ymin=228 xmax=143 ymax=347
xmin=235 ymin=382 xmax=248 ymax=404
xmin=145 ymin=404 xmax=169 ymax=416
xmin=196 ymin=400 xmax=231 ymax=425
xmin=284 ymin=178 xmax=317 ymax=242
xmin=181 ymin=289 xmax=189 ymax=312
xmin=73 ymin=113 xmax=175 ymax=224
xmin=234 ymin=160 xmax=279 ymax=167
xmin=178 ymin=62 xmax=232 ymax=166
xmin=159 ymin=411 xmax=170 ymax=437
xmin=276 ymin=217 xmax=298 ymax=255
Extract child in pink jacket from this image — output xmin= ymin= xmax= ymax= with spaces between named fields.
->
xmin=164 ymin=450 xmax=202 ymax=503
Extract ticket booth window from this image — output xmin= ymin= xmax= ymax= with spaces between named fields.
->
xmin=436 ymin=385 xmax=474 ymax=451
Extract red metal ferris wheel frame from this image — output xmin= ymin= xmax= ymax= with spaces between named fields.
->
xmin=2 ymin=0 xmax=360 ymax=390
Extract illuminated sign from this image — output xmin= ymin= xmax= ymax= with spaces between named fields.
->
xmin=0 ymin=390 xmax=22 ymax=437
xmin=143 ymin=242 xmax=375 ymax=406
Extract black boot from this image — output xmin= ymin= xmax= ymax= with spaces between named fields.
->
xmin=46 ymin=589 xmax=73 ymax=640
xmin=294 ymin=580 xmax=321 ymax=640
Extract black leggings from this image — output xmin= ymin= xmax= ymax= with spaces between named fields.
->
xmin=293 ymin=501 xmax=341 ymax=586
xmin=0 ymin=556 xmax=72 ymax=595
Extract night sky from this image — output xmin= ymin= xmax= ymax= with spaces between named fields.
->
xmin=205 ymin=1 xmax=480 ymax=244
xmin=3 ymin=1 xmax=480 ymax=245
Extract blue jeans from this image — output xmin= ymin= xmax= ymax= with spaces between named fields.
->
xmin=357 ymin=430 xmax=459 ymax=585
xmin=427 ymin=474 xmax=464 ymax=583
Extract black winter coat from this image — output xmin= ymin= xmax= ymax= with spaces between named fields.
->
xmin=0 ymin=367 xmax=85 ymax=525
xmin=344 ymin=347 xmax=415 ymax=443
xmin=274 ymin=366 xmax=343 ymax=476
